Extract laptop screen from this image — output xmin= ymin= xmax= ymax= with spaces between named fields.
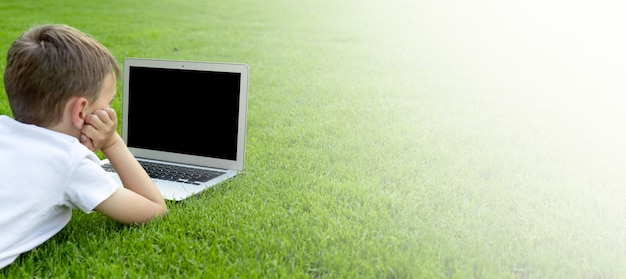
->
xmin=126 ymin=66 xmax=241 ymax=161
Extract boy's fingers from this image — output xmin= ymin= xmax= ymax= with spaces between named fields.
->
xmin=92 ymin=110 xmax=110 ymax=123
xmin=80 ymin=133 xmax=95 ymax=151
xmin=84 ymin=115 xmax=102 ymax=130
xmin=81 ymin=124 xmax=96 ymax=138
xmin=104 ymin=108 xmax=117 ymax=121
xmin=94 ymin=108 xmax=116 ymax=120
xmin=86 ymin=109 xmax=116 ymax=127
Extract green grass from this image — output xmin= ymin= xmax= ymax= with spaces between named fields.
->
xmin=2 ymin=0 xmax=626 ymax=277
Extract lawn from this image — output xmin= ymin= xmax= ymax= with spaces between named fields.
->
xmin=1 ymin=0 xmax=625 ymax=278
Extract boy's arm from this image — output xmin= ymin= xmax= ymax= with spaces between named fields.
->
xmin=95 ymin=135 xmax=167 ymax=224
xmin=83 ymin=108 xmax=166 ymax=224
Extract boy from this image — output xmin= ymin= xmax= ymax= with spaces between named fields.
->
xmin=0 ymin=24 xmax=167 ymax=269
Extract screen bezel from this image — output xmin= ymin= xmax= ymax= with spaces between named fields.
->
xmin=121 ymin=58 xmax=249 ymax=171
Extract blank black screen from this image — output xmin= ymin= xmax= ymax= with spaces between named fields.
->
xmin=127 ymin=66 xmax=241 ymax=160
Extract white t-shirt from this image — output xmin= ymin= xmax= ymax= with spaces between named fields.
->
xmin=0 ymin=116 xmax=120 ymax=269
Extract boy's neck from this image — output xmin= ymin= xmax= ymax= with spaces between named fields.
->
xmin=48 ymin=97 xmax=83 ymax=140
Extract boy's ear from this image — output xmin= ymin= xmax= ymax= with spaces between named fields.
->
xmin=70 ymin=97 xmax=89 ymax=129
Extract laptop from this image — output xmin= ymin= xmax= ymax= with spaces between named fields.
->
xmin=101 ymin=58 xmax=249 ymax=200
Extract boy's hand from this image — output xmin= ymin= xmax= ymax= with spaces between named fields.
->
xmin=80 ymin=108 xmax=118 ymax=151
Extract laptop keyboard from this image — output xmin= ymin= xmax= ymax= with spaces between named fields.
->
xmin=102 ymin=161 xmax=224 ymax=185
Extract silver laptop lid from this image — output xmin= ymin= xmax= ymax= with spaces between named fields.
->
xmin=121 ymin=58 xmax=249 ymax=171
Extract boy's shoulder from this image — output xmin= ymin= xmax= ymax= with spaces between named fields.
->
xmin=0 ymin=115 xmax=93 ymax=163
xmin=1 ymin=115 xmax=69 ymax=139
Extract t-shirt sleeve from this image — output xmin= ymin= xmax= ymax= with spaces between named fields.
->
xmin=63 ymin=156 xmax=120 ymax=213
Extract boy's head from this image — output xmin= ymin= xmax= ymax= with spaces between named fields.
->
xmin=3 ymin=24 xmax=120 ymax=127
